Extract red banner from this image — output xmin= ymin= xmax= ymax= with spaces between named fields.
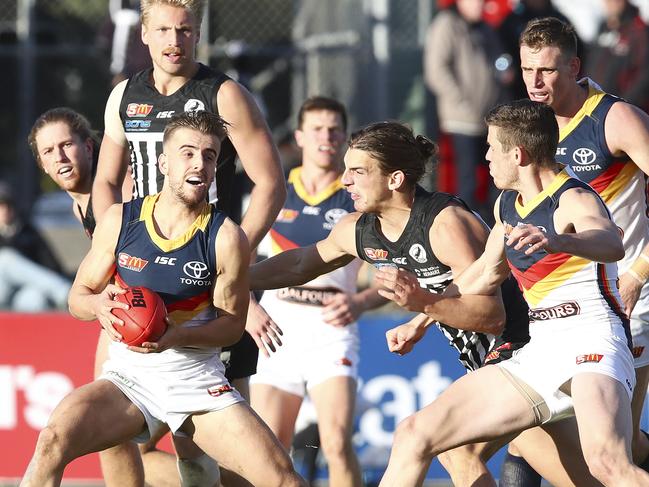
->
xmin=0 ymin=312 xmax=173 ymax=482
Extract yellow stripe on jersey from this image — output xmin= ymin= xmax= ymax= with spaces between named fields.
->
xmin=140 ymin=194 xmax=212 ymax=252
xmin=514 ymin=169 xmax=572 ymax=218
xmin=598 ymin=162 xmax=639 ymax=204
xmin=559 ymin=84 xmax=606 ymax=142
xmin=523 ymin=255 xmax=590 ymax=307
xmin=288 ymin=167 xmax=344 ymax=206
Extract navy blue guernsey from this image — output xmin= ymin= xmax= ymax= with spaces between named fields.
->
xmin=115 ymin=195 xmax=226 ymax=329
xmin=355 ymin=186 xmax=529 ymax=371
xmin=119 ymin=63 xmax=237 ymax=214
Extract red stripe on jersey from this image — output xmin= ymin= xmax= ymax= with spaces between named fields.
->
xmin=270 ymin=228 xmax=300 ymax=251
xmin=508 ymin=252 xmax=572 ymax=291
xmin=588 ymin=161 xmax=625 ymax=194
xmin=167 ymin=291 xmax=211 ymax=312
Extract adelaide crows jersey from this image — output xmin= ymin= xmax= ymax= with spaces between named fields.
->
xmin=119 ymin=64 xmax=237 ymax=212
xmin=355 ymin=186 xmax=529 ymax=371
xmin=556 ymin=79 xmax=649 ymax=274
xmin=266 ymin=167 xmax=360 ymax=296
xmin=499 ymin=169 xmax=630 ymax=345
xmin=112 ymin=194 xmax=226 ymax=368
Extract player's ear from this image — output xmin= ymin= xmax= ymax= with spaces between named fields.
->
xmin=294 ymin=129 xmax=305 ymax=149
xmin=387 ymin=170 xmax=406 ymax=190
xmin=513 ymin=146 xmax=526 ymax=167
xmin=141 ymin=23 xmax=149 ymax=45
xmin=158 ymin=153 xmax=168 ymax=175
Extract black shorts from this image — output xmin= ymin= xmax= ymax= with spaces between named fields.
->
xmin=482 ymin=339 xmax=528 ymax=366
xmin=221 ymin=331 xmax=259 ymax=381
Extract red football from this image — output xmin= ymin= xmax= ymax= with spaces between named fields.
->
xmin=112 ymin=286 xmax=168 ymax=347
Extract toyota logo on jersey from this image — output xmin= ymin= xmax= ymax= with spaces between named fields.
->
xmin=183 ymin=261 xmax=210 ymax=279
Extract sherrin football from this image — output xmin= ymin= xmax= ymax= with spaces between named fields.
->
xmin=112 ymin=286 xmax=168 ymax=347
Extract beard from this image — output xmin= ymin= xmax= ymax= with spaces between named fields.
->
xmin=168 ymin=179 xmax=208 ymax=210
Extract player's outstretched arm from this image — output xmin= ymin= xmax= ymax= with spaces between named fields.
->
xmin=93 ymin=81 xmax=131 ymax=221
xmin=508 ymin=188 xmax=624 ymax=262
xmin=386 ymin=313 xmax=434 ymax=355
xmin=68 ymin=204 xmax=129 ymax=340
xmin=250 ymin=213 xmax=359 ymax=290
xmin=217 ymin=80 xmax=286 ymax=251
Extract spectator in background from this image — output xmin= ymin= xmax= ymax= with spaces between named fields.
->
xmin=585 ymin=0 xmax=649 ymax=113
xmin=424 ymin=0 xmax=511 ymax=220
xmin=498 ymin=0 xmax=578 ymax=99
xmin=97 ymin=0 xmax=151 ymax=87
xmin=0 ymin=182 xmax=70 ymax=312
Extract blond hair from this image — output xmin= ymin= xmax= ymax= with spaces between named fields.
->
xmin=141 ymin=0 xmax=205 ymax=27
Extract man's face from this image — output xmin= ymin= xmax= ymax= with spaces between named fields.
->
xmin=341 ymin=148 xmax=390 ymax=213
xmin=35 ymin=121 xmax=93 ymax=194
xmin=486 ymin=126 xmax=517 ymax=190
xmin=520 ymin=44 xmax=579 ymax=109
xmin=161 ymin=127 xmax=220 ymax=208
xmin=142 ymin=4 xmax=199 ymax=75
xmin=295 ymin=109 xmax=346 ymax=171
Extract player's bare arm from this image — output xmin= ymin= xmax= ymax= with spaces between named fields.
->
xmin=142 ymin=218 xmax=250 ymax=355
xmin=68 ymin=203 xmax=129 ymax=340
xmin=93 ymin=81 xmax=131 ymax=220
xmin=386 ymin=313 xmax=435 ymax=356
xmin=217 ymin=80 xmax=286 ymax=250
xmin=250 ymin=212 xmax=359 ymax=290
xmin=376 ymin=204 xmax=506 ymax=335
xmin=508 ymin=188 xmax=624 ymax=262
xmin=605 ymin=101 xmax=649 ymax=313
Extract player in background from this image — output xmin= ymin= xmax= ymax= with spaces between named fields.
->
xmin=19 ymin=111 xmax=306 ymax=487
xmin=29 ymin=107 xmax=132 ymax=238
xmin=91 ymin=1 xmax=286 ymax=485
xmin=249 ymin=96 xmax=387 ymax=487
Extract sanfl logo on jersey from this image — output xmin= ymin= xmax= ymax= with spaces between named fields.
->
xmin=118 ymin=252 xmax=149 ymax=272
xmin=126 ymin=103 xmax=153 ymax=117
xmin=184 ymin=99 xmax=205 ymax=113
xmin=409 ymin=244 xmax=427 ymax=263
xmin=364 ymin=248 xmax=388 ymax=260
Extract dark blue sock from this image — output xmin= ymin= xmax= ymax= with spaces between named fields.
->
xmin=499 ymin=452 xmax=542 ymax=487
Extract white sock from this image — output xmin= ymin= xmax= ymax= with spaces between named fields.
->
xmin=177 ymin=454 xmax=221 ymax=487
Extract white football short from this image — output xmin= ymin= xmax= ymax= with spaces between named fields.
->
xmin=100 ymin=353 xmax=243 ymax=442
xmin=630 ymin=284 xmax=649 ymax=368
xmin=250 ymin=293 xmax=360 ymax=397
xmin=497 ymin=321 xmax=635 ymax=424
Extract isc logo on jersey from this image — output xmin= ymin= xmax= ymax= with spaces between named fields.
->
xmin=126 ymin=103 xmax=153 ymax=117
xmin=118 ymin=253 xmax=149 ymax=272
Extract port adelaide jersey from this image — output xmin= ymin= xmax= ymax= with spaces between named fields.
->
xmin=499 ymin=170 xmax=630 ymax=345
xmin=355 ymin=186 xmax=529 ymax=371
xmin=115 ymin=195 xmax=226 ymax=346
xmin=269 ymin=168 xmax=361 ymax=295
xmin=556 ymin=79 xmax=649 ymax=274
xmin=119 ymin=63 xmax=237 ymax=211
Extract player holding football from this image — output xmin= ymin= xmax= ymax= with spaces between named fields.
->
xmin=19 ymin=111 xmax=306 ymax=487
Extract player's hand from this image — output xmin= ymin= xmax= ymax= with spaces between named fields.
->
xmin=619 ymin=272 xmax=643 ymax=318
xmin=322 ymin=293 xmax=362 ymax=327
xmin=246 ymin=295 xmax=283 ymax=357
xmin=93 ymin=284 xmax=129 ymax=342
xmin=386 ymin=315 xmax=430 ymax=355
xmin=506 ymin=223 xmax=556 ymax=255
xmin=374 ymin=267 xmax=429 ymax=312
xmin=128 ymin=316 xmax=177 ymax=354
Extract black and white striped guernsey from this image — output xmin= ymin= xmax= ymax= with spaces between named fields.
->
xmin=355 ymin=186 xmax=529 ymax=371
xmin=119 ymin=63 xmax=237 ymax=214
